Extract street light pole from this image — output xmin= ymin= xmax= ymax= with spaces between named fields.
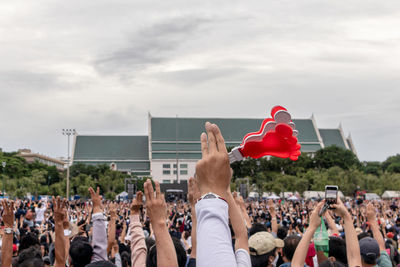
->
xmin=1 ymin=161 xmax=6 ymax=197
xmin=62 ymin=129 xmax=76 ymax=200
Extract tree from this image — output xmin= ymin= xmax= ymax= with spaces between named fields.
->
xmin=314 ymin=145 xmax=360 ymax=170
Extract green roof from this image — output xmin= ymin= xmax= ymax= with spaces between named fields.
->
xmin=74 ymin=136 xmax=149 ymax=160
xmin=318 ymin=129 xmax=347 ymax=149
xmin=151 ymin=117 xmax=320 ymax=143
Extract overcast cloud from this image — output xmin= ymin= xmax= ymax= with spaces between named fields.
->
xmin=1 ymin=0 xmax=400 ymax=161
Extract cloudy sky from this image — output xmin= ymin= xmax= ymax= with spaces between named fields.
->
xmin=1 ymin=0 xmax=399 ymax=162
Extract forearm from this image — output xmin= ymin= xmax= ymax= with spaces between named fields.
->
xmin=129 ymin=214 xmax=147 ymax=267
xmin=343 ymin=214 xmax=362 ymax=267
xmin=54 ymin=223 xmax=66 ymax=267
xmin=190 ymin=205 xmax=197 ymax=259
xmin=226 ymin=194 xmax=249 ymax=252
xmin=1 ymin=232 xmax=13 ymax=267
xmin=291 ymin=226 xmax=316 ymax=267
xmin=107 ymin=218 xmax=117 ymax=254
xmin=153 ymin=223 xmax=178 ymax=267
xmin=271 ymin=216 xmax=278 ymax=235
xmin=370 ymin=222 xmax=385 ymax=250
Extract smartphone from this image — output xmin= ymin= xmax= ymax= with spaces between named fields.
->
xmin=325 ymin=185 xmax=338 ymax=208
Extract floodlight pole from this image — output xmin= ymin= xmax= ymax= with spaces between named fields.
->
xmin=62 ymin=129 xmax=76 ymax=199
xmin=2 ymin=161 xmax=6 ymax=197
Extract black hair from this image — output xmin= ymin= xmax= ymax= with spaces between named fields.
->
xmin=250 ymin=248 xmax=277 ymax=267
xmin=329 ymin=237 xmax=347 ymax=264
xmin=319 ymin=260 xmax=346 ymax=267
xmin=282 ymin=235 xmax=301 ymax=261
xmin=121 ymin=251 xmax=131 ymax=267
xmin=249 ymin=223 xmax=267 ymax=237
xmin=69 ymin=239 xmax=93 ymax=267
xmin=19 ymin=232 xmax=40 ymax=252
xmin=146 ymin=237 xmax=187 ymax=267
xmin=357 ymin=232 xmax=370 ymax=241
xmin=277 ymin=226 xmax=288 ymax=240
xmin=18 ymin=246 xmax=43 ymax=267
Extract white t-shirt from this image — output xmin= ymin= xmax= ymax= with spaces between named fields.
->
xmin=35 ymin=207 xmax=46 ymax=222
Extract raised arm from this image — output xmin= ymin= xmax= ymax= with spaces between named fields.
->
xmin=187 ymin=177 xmax=200 ymax=261
xmin=268 ymin=199 xmax=278 ymax=235
xmin=366 ymin=203 xmax=385 ymax=251
xmin=89 ymin=187 xmax=108 ymax=263
xmin=144 ymin=180 xmax=178 ymax=267
xmin=195 ymin=122 xmax=251 ymax=267
xmin=107 ymin=202 xmax=118 ymax=255
xmin=332 ymin=198 xmax=361 ymax=267
xmin=291 ymin=201 xmax=324 ymax=267
xmin=1 ymin=200 xmax=15 ymax=267
xmin=129 ymin=191 xmax=146 ymax=267
xmin=227 ymin=191 xmax=249 ymax=253
xmin=53 ymin=197 xmax=66 ymax=267
xmin=324 ymin=210 xmax=340 ymax=236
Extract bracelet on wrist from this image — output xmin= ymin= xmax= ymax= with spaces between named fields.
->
xmin=198 ymin=192 xmax=227 ymax=203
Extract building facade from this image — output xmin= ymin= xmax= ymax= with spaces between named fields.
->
xmin=18 ymin=149 xmax=65 ymax=171
xmin=72 ymin=113 xmax=356 ymax=183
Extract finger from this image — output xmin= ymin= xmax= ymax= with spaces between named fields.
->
xmin=89 ymin=187 xmax=94 ymax=196
xmin=155 ymin=181 xmax=161 ymax=198
xmin=200 ymin=132 xmax=208 ymax=157
xmin=57 ymin=196 xmax=61 ymax=209
xmin=143 ymin=181 xmax=150 ymax=203
xmin=212 ymin=123 xmax=227 ymax=154
xmin=205 ymin=122 xmax=217 ymax=153
xmin=10 ymin=201 xmax=14 ymax=211
xmin=146 ymin=179 xmax=154 ymax=201
xmin=137 ymin=191 xmax=143 ymax=202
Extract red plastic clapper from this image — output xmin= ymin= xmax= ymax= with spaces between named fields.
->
xmin=228 ymin=106 xmax=301 ymax=163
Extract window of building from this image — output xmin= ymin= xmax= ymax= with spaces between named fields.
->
xmin=173 ymin=164 xmax=177 ymax=168
xmin=163 ymin=170 xmax=171 ymax=175
xmin=162 ymin=179 xmax=171 ymax=184
xmin=163 ymin=164 xmax=171 ymax=168
xmin=173 ymin=170 xmax=177 ymax=174
xmin=180 ymin=164 xmax=188 ymax=169
xmin=180 ymin=170 xmax=188 ymax=175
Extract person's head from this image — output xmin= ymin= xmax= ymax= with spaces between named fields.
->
xmin=121 ymin=251 xmax=131 ymax=267
xmin=249 ymin=231 xmax=284 ymax=267
xmin=319 ymin=259 xmax=346 ymax=267
xmin=18 ymin=246 xmax=44 ymax=267
xmin=38 ymin=202 xmax=42 ymax=209
xmin=43 ymin=256 xmax=51 ymax=267
xmin=69 ymin=239 xmax=93 ymax=267
xmin=277 ymin=226 xmax=288 ymax=240
xmin=249 ymin=223 xmax=267 ymax=237
xmin=19 ymin=232 xmax=40 ymax=252
xmin=328 ymin=236 xmax=347 ymax=264
xmin=146 ymin=237 xmax=187 ymax=267
xmin=282 ymin=235 xmax=301 ymax=262
xmin=359 ymin=237 xmax=380 ymax=266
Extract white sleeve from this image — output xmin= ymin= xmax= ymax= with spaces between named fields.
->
xmin=235 ymin=249 xmax=252 ymax=267
xmin=196 ymin=198 xmax=237 ymax=267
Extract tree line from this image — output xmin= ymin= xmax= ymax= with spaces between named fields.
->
xmin=1 ymin=146 xmax=400 ymax=199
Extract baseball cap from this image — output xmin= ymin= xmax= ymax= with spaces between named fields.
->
xmin=359 ymin=237 xmax=380 ymax=264
xmin=249 ymin=231 xmax=284 ymax=256
xmin=387 ymin=232 xmax=394 ymax=239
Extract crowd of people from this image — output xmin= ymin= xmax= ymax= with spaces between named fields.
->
xmin=1 ymin=122 xmax=399 ymax=267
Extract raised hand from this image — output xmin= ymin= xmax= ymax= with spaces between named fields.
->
xmin=131 ymin=191 xmax=143 ymax=215
xmin=366 ymin=203 xmax=376 ymax=222
xmin=52 ymin=196 xmax=66 ymax=225
xmin=1 ymin=199 xmax=14 ymax=228
xmin=144 ymin=179 xmax=167 ymax=227
xmin=109 ymin=202 xmax=118 ymax=219
xmin=89 ymin=187 xmax=102 ymax=214
xmin=268 ymin=199 xmax=276 ymax=217
xmin=331 ymin=197 xmax=350 ymax=219
xmin=196 ymin=122 xmax=231 ymax=197
xmin=309 ymin=201 xmax=325 ymax=230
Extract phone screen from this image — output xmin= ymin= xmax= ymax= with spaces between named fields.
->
xmin=326 ymin=189 xmax=337 ymax=199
